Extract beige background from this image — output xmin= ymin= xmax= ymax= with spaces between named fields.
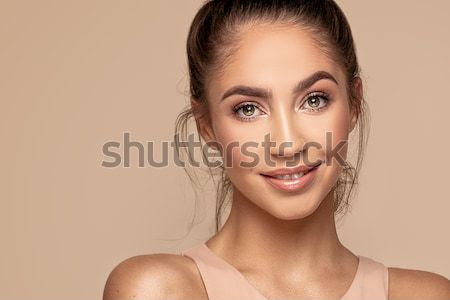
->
xmin=1 ymin=0 xmax=449 ymax=299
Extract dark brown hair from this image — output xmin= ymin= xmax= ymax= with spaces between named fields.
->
xmin=175 ymin=0 xmax=370 ymax=233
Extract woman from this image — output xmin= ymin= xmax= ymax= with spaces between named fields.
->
xmin=103 ymin=1 xmax=450 ymax=299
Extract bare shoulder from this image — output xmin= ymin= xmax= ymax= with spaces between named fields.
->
xmin=102 ymin=252 xmax=207 ymax=300
xmin=388 ymin=266 xmax=450 ymax=300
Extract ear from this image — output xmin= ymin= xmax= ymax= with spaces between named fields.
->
xmin=190 ymin=97 xmax=218 ymax=149
xmin=349 ymin=77 xmax=362 ymax=133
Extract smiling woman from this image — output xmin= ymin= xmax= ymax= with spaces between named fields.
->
xmin=103 ymin=1 xmax=450 ymax=299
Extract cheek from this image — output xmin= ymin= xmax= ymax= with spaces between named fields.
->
xmin=211 ymin=114 xmax=268 ymax=170
xmin=313 ymin=102 xmax=352 ymax=186
xmin=325 ymin=104 xmax=351 ymax=163
xmin=212 ymin=116 xmax=246 ymax=166
xmin=283 ymin=103 xmax=351 ymax=199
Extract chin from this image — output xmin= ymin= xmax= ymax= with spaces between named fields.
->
xmin=229 ymin=166 xmax=337 ymax=219
xmin=263 ymin=191 xmax=326 ymax=220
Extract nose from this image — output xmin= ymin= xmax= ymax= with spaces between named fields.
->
xmin=269 ymin=111 xmax=305 ymax=158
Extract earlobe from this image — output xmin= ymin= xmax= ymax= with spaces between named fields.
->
xmin=190 ymin=97 xmax=217 ymax=149
xmin=350 ymin=107 xmax=358 ymax=133
xmin=349 ymin=101 xmax=358 ymax=133
xmin=349 ymin=77 xmax=363 ymax=133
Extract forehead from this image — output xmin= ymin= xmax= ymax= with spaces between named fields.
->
xmin=207 ymin=23 xmax=344 ymax=100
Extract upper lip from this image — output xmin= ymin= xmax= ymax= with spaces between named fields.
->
xmin=260 ymin=160 xmax=322 ymax=177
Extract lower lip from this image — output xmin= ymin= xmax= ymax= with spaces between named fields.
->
xmin=261 ymin=165 xmax=320 ymax=193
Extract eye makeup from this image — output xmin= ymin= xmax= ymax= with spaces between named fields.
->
xmin=230 ymin=90 xmax=332 ymax=122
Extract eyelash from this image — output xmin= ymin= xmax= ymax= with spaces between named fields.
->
xmin=301 ymin=92 xmax=330 ymax=112
xmin=232 ymin=92 xmax=331 ymax=121
xmin=232 ymin=102 xmax=265 ymax=122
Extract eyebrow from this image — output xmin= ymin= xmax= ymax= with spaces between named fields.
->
xmin=220 ymin=70 xmax=338 ymax=102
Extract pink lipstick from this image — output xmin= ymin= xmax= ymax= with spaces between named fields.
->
xmin=260 ymin=160 xmax=322 ymax=193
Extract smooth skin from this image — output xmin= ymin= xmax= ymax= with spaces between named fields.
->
xmin=103 ymin=23 xmax=450 ymax=300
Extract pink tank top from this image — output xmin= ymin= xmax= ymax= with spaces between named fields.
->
xmin=181 ymin=243 xmax=389 ymax=300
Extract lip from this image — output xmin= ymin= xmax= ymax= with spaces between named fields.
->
xmin=260 ymin=161 xmax=322 ymax=193
xmin=260 ymin=160 xmax=323 ymax=177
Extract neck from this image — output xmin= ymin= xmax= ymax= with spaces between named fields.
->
xmin=206 ymin=187 xmax=353 ymax=275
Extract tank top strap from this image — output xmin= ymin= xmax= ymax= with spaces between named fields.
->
xmin=342 ymin=255 xmax=389 ymax=300
xmin=181 ymin=243 xmax=389 ymax=300
xmin=181 ymin=243 xmax=267 ymax=300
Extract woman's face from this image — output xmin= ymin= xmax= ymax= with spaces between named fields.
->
xmin=199 ymin=23 xmax=359 ymax=220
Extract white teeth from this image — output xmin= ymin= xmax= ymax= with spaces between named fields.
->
xmin=291 ymin=173 xmax=303 ymax=179
xmin=275 ymin=172 xmax=305 ymax=180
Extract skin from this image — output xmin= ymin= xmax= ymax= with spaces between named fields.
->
xmin=194 ymin=22 xmax=360 ymax=299
xmin=103 ymin=23 xmax=450 ymax=300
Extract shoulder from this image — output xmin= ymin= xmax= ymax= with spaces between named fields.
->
xmin=102 ymin=252 xmax=205 ymax=300
xmin=388 ymin=266 xmax=450 ymax=300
